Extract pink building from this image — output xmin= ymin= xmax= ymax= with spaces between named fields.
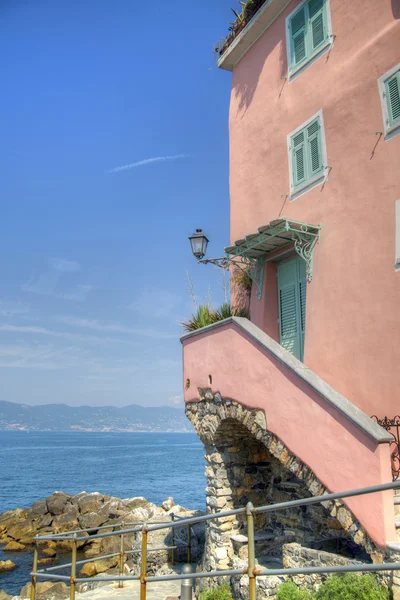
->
xmin=182 ymin=0 xmax=400 ymax=582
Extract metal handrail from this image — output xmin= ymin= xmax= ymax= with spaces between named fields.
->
xmin=30 ymin=479 xmax=400 ymax=600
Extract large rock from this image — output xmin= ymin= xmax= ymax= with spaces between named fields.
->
xmin=37 ymin=513 xmax=53 ymax=529
xmin=0 ymin=590 xmax=12 ymax=600
xmin=78 ymin=512 xmax=107 ymax=531
xmin=31 ymin=499 xmax=48 ymax=516
xmin=3 ymin=540 xmax=25 ymax=551
xmin=0 ymin=560 xmax=17 ymax=572
xmin=0 ymin=508 xmax=29 ymax=535
xmin=46 ymin=493 xmax=71 ymax=516
xmin=78 ymin=556 xmax=118 ymax=577
xmin=77 ymin=493 xmax=103 ymax=515
xmin=7 ymin=518 xmax=36 ymax=542
xmin=161 ymin=497 xmax=175 ymax=512
xmin=52 ymin=507 xmax=79 ymax=534
xmin=20 ymin=582 xmax=69 ymax=600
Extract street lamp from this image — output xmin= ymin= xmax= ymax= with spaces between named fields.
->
xmin=188 ymin=229 xmax=209 ymax=260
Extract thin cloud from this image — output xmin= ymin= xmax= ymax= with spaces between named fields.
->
xmin=107 ymin=154 xmax=189 ymax=174
xmin=58 ymin=316 xmax=176 ymax=339
xmin=0 ymin=323 xmax=136 ymax=346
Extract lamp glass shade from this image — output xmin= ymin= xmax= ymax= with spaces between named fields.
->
xmin=189 ymin=229 xmax=209 ymax=259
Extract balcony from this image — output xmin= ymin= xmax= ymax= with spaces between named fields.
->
xmin=217 ymin=0 xmax=291 ymax=71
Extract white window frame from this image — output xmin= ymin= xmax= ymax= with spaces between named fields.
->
xmin=378 ymin=63 xmax=400 ymax=140
xmin=285 ymin=0 xmax=334 ymax=81
xmin=287 ymin=109 xmax=329 ymax=201
xmin=396 ymin=200 xmax=400 ymax=271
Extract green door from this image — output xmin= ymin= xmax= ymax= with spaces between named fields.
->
xmin=277 ymin=257 xmax=306 ymax=361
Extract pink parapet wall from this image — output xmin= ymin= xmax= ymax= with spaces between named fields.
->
xmin=182 ymin=318 xmax=396 ymax=549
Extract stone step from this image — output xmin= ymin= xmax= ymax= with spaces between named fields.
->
xmin=387 ymin=542 xmax=400 ymax=553
xmin=231 ymin=533 xmax=275 ymax=545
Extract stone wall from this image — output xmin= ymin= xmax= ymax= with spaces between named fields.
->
xmin=185 ymin=393 xmax=396 ymax=596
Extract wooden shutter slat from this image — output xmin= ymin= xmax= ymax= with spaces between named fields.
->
xmin=387 ymin=74 xmax=400 ymax=125
xmin=308 ymin=0 xmax=324 ymax=18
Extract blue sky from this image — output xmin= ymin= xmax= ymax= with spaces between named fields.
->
xmin=0 ymin=0 xmax=236 ymax=407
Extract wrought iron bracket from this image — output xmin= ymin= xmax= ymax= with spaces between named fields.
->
xmin=371 ymin=415 xmax=400 ymax=481
xmin=290 ymin=224 xmax=320 ymax=282
xmin=199 ymin=255 xmax=265 ymax=300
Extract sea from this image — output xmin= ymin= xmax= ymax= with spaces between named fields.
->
xmin=0 ymin=431 xmax=206 ymax=596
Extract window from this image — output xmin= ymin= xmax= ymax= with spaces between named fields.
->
xmin=378 ymin=65 xmax=400 ymax=138
xmin=286 ymin=0 xmax=332 ymax=77
xmin=277 ymin=257 xmax=306 ymax=361
xmin=287 ymin=110 xmax=327 ymax=198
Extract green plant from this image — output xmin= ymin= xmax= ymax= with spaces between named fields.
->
xmin=181 ymin=304 xmax=216 ymax=332
xmin=231 ymin=266 xmax=252 ymax=293
xmin=199 ymin=583 xmax=233 ymax=600
xmin=277 ymin=581 xmax=311 ymax=600
xmin=314 ymin=574 xmax=389 ymax=600
xmin=181 ymin=302 xmax=249 ymax=332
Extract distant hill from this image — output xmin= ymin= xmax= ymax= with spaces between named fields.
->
xmin=0 ymin=400 xmax=192 ymax=432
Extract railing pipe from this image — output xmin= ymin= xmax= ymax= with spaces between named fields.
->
xmin=255 ymin=562 xmax=400 ymax=577
xmin=170 ymin=514 xmax=175 ymax=566
xmin=140 ymin=527 xmax=148 ymax=600
xmin=146 ymin=569 xmax=247 ymax=582
xmin=255 ymin=480 xmax=400 ymax=515
xmin=246 ymin=502 xmax=256 ymax=600
xmin=70 ymin=535 xmax=77 ymax=600
xmin=39 ymin=553 xmax=120 ymax=572
xmin=32 ymin=573 xmax=71 ymax=581
xmin=30 ymin=543 xmax=38 ymax=600
xmin=119 ymin=524 xmax=125 ymax=588
xmin=187 ymin=524 xmax=192 ymax=564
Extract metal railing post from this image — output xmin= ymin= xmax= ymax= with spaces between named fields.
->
xmin=187 ymin=524 xmax=192 ymax=564
xmin=119 ymin=522 xmax=125 ymax=588
xmin=70 ymin=534 xmax=77 ymax=600
xmin=30 ymin=543 xmax=38 ymax=600
xmin=180 ymin=564 xmax=193 ymax=600
xmin=246 ymin=502 xmax=256 ymax=600
xmin=140 ymin=527 xmax=148 ymax=600
xmin=170 ymin=513 xmax=175 ymax=566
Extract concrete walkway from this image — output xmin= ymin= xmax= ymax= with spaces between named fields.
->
xmin=76 ymin=579 xmax=181 ymax=600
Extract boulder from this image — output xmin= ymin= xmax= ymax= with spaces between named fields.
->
xmin=120 ymin=497 xmax=150 ymax=511
xmin=41 ymin=546 xmax=57 ymax=558
xmin=7 ymin=518 xmax=36 ymax=542
xmin=79 ymin=562 xmax=97 ymax=577
xmin=3 ymin=540 xmax=25 ymax=551
xmin=0 ymin=589 xmax=12 ymax=600
xmin=37 ymin=513 xmax=53 ymax=529
xmin=77 ymin=493 xmax=103 ymax=515
xmin=20 ymin=581 xmax=69 ymax=600
xmin=0 ymin=560 xmax=17 ymax=572
xmin=46 ymin=493 xmax=71 ymax=516
xmin=52 ymin=507 xmax=79 ymax=534
xmin=55 ymin=532 xmax=88 ymax=551
xmin=31 ymin=499 xmax=48 ymax=516
xmin=79 ymin=555 xmax=118 ymax=578
xmin=78 ymin=512 xmax=107 ymax=531
xmin=38 ymin=557 xmax=59 ymax=566
xmin=70 ymin=492 xmax=88 ymax=506
xmin=0 ymin=508 xmax=28 ymax=535
xmin=161 ymin=497 xmax=175 ymax=512
xmin=98 ymin=499 xmax=122 ymax=520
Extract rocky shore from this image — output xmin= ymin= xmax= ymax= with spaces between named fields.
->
xmin=0 ymin=492 xmax=205 ymax=600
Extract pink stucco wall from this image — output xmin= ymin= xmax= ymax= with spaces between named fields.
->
xmin=228 ymin=0 xmax=400 ymax=418
xmin=182 ymin=322 xmax=396 ymax=548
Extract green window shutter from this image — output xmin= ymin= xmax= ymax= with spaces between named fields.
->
xmin=290 ymin=116 xmax=324 ymax=190
xmin=385 ymin=72 xmax=400 ymax=126
xmin=289 ymin=6 xmax=307 ymax=67
xmin=292 ymin=131 xmax=306 ymax=187
xmin=278 ymin=259 xmax=303 ymax=360
xmin=308 ymin=0 xmax=326 ymax=51
xmin=297 ymin=259 xmax=307 ymax=362
xmin=306 ymin=119 xmax=323 ymax=176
